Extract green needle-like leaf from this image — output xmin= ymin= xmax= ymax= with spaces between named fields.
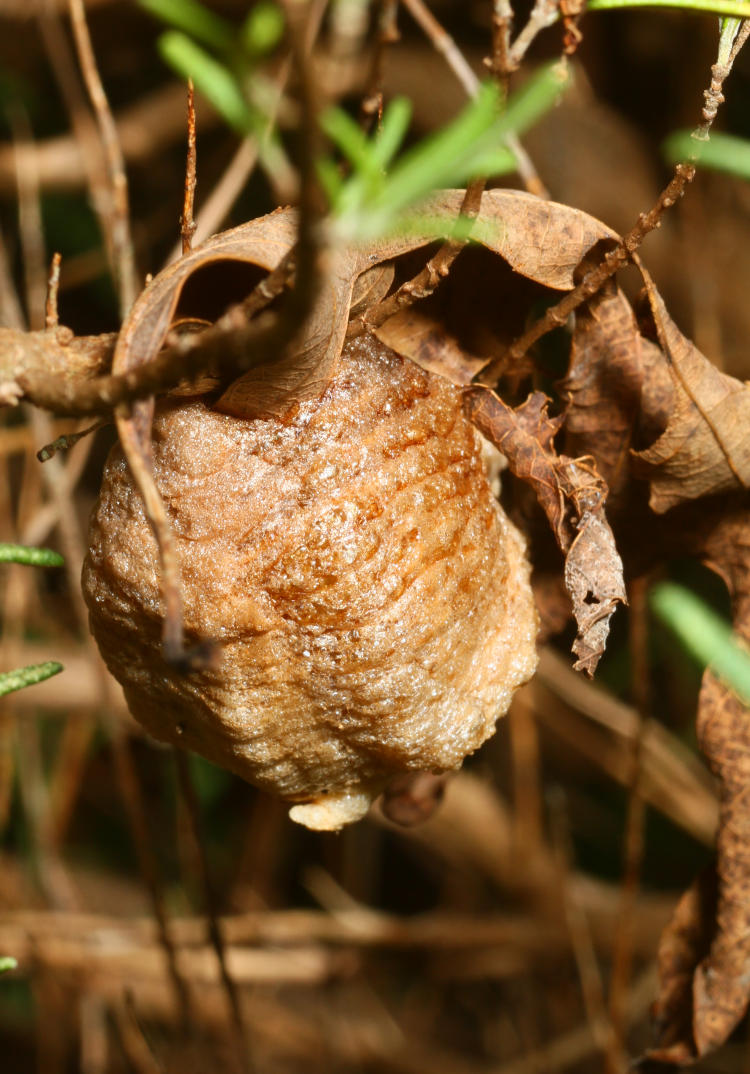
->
xmin=320 ymin=107 xmax=373 ymax=172
xmin=242 ymin=0 xmax=285 ymax=57
xmin=664 ymin=129 xmax=750 ymax=178
xmin=158 ymin=31 xmax=255 ymax=133
xmin=0 ymin=543 xmax=64 ymax=567
xmin=651 ymin=582 xmax=750 ymax=705
xmin=370 ymin=98 xmax=413 ymax=172
xmin=0 ymin=662 xmax=64 ymax=698
xmin=588 ymin=0 xmax=750 ymax=15
xmin=500 ymin=61 xmax=571 ymax=137
xmin=139 ymin=0 xmax=234 ymax=52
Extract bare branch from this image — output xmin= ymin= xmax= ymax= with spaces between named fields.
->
xmin=180 ymin=81 xmax=197 ymax=257
xmin=68 ymin=0 xmax=138 ymax=315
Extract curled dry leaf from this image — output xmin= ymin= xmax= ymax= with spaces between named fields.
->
xmin=561 ymin=277 xmax=651 ymax=499
xmin=462 ymin=387 xmax=626 ymax=675
xmin=634 ymin=271 xmax=750 ymax=512
xmin=650 ymin=869 xmax=718 ymax=1064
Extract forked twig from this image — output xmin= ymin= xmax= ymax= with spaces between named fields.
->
xmin=400 ymin=0 xmax=546 ymax=195
xmin=477 ymin=21 xmax=750 ymax=385
xmin=477 ymin=163 xmax=696 ymax=385
xmin=347 ymin=177 xmax=486 ymax=338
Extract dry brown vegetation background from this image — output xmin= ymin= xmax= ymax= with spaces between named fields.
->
xmin=2 ymin=2 xmax=750 ymax=1073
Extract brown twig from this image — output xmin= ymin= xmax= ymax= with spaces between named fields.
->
xmin=45 ymin=253 xmax=62 ymax=331
xmin=37 ymin=419 xmax=107 ymax=462
xmin=486 ymin=0 xmax=513 ymax=93
xmin=399 ymin=0 xmax=546 ymax=195
xmin=346 ymin=178 xmax=486 ymax=338
xmin=695 ymin=20 xmax=750 ymax=143
xmin=180 ymin=81 xmax=197 ymax=257
xmin=607 ymin=576 xmax=649 ymax=1070
xmin=174 ymin=749 xmax=251 ymax=1072
xmin=476 ymin=163 xmax=697 ymax=385
xmin=560 ymin=0 xmax=586 ymax=58
xmin=36 ymin=7 xmax=117 ymax=287
xmin=67 ymin=0 xmax=138 ymax=315
xmin=360 ymin=0 xmax=400 ymax=129
xmin=478 ymin=26 xmax=749 ymax=385
xmin=549 ymin=789 xmax=626 ymax=1073
xmin=507 ymin=0 xmax=560 ymax=69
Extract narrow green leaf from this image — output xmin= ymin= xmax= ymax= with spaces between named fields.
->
xmin=158 ymin=31 xmax=255 ymax=134
xmin=650 ymin=582 xmax=750 ymax=705
xmin=499 ymin=60 xmax=572 ymax=139
xmin=370 ymin=98 xmax=413 ymax=172
xmin=320 ymin=107 xmax=372 ymax=171
xmin=369 ymin=81 xmax=502 ymax=217
xmin=0 ymin=543 xmax=64 ymax=567
xmin=663 ymin=128 xmax=750 ymax=178
xmin=138 ymin=0 xmax=233 ymax=52
xmin=316 ymin=158 xmax=345 ymax=203
xmin=0 ymin=957 xmax=17 ymax=974
xmin=588 ymin=0 xmax=750 ymax=15
xmin=0 ymin=662 xmax=64 ymax=698
xmin=242 ymin=1 xmax=285 ymax=57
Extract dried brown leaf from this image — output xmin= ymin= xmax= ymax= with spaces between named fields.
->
xmin=462 ymin=386 xmax=626 ymax=674
xmin=649 ymin=869 xmax=718 ymax=1064
xmin=634 ymin=273 xmax=750 ymax=512
xmin=374 ymin=308 xmax=486 ymax=385
xmin=561 ymin=278 xmax=647 ymax=498
xmin=649 ymin=510 xmax=750 ymax=1061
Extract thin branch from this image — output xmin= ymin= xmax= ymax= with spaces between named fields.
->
xmin=400 ymin=0 xmax=546 ymax=195
xmin=694 ymin=20 xmax=750 ymax=143
xmin=477 ymin=163 xmax=697 ymax=385
xmin=507 ymin=0 xmax=560 ymax=68
xmin=478 ymin=24 xmax=750 ymax=385
xmin=174 ymin=750 xmax=251 ymax=1072
xmin=45 ymin=253 xmax=62 ymax=331
xmin=400 ymin=0 xmax=478 ymax=98
xmin=347 ymin=178 xmax=486 ymax=338
xmin=360 ymin=0 xmax=400 ymax=129
xmin=68 ymin=0 xmax=138 ymax=315
xmin=180 ymin=81 xmax=197 ymax=256
xmin=36 ymin=9 xmax=121 ymax=303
